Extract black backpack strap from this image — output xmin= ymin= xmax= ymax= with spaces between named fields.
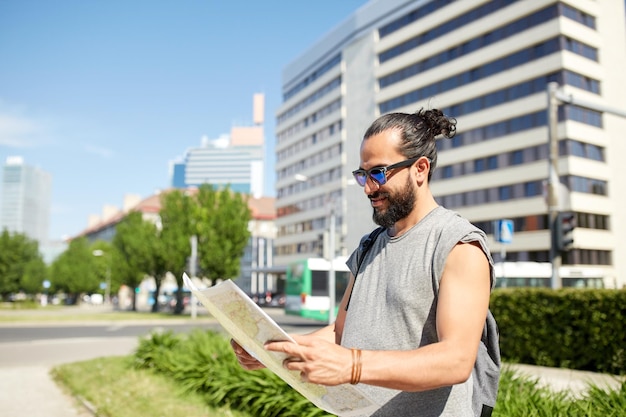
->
xmin=345 ymin=226 xmax=385 ymax=310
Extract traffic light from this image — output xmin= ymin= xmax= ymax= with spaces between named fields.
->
xmin=556 ymin=211 xmax=576 ymax=251
xmin=316 ymin=233 xmax=325 ymax=257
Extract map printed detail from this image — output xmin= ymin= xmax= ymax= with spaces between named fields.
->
xmin=183 ymin=274 xmax=378 ymax=417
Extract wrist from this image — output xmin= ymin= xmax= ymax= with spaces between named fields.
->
xmin=350 ymin=348 xmax=362 ymax=385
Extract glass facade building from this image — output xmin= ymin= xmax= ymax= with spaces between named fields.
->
xmin=0 ymin=156 xmax=52 ymax=244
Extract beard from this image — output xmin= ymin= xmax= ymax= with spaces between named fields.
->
xmin=371 ymin=177 xmax=416 ymax=228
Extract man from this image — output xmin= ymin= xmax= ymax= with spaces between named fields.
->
xmin=232 ymin=109 xmax=500 ymax=416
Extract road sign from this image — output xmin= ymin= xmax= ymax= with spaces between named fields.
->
xmin=496 ymin=219 xmax=514 ymax=244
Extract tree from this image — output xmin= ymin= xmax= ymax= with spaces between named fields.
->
xmin=19 ymin=256 xmax=48 ymax=295
xmin=49 ymin=237 xmax=100 ymax=304
xmin=0 ymin=229 xmax=46 ymax=299
xmin=194 ymin=184 xmax=251 ymax=284
xmin=159 ymin=189 xmax=194 ymax=314
xmin=112 ymin=211 xmax=156 ymax=311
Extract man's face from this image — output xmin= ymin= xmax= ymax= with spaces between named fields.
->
xmin=357 ymin=129 xmax=418 ymax=227
xmin=372 ymin=175 xmax=416 ymax=227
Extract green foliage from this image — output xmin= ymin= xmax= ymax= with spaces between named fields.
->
xmin=159 ymin=189 xmax=195 ymax=313
xmin=112 ymin=211 xmax=158 ymax=309
xmin=49 ymin=237 xmax=100 ymax=301
xmin=494 ymin=367 xmax=572 ymax=417
xmin=134 ymin=330 xmax=332 ymax=417
xmin=0 ymin=229 xmax=47 ymax=298
xmin=494 ymin=366 xmax=626 ymax=416
xmin=133 ymin=331 xmax=626 ymax=417
xmin=491 ymin=288 xmax=626 ymax=375
xmin=194 ymin=184 xmax=251 ymax=283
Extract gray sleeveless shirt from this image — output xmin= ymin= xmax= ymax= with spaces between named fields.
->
xmin=342 ymin=206 xmax=495 ymax=417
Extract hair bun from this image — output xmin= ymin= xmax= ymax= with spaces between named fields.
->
xmin=421 ymin=109 xmax=456 ymax=139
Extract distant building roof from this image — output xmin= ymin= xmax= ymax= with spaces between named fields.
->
xmin=77 ymin=188 xmax=275 ymax=239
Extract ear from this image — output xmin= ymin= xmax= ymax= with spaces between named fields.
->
xmin=415 ymin=156 xmax=430 ymax=184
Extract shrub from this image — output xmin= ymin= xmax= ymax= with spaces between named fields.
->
xmin=134 ymin=330 xmax=332 ymax=417
xmin=491 ymin=288 xmax=626 ymax=375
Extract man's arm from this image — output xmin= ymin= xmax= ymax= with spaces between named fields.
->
xmin=265 ymin=242 xmax=491 ymax=389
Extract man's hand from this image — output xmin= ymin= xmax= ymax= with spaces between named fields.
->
xmin=265 ymin=334 xmax=353 ymax=385
xmin=230 ymin=339 xmax=266 ymax=370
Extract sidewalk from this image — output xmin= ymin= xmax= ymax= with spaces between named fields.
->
xmin=0 ymin=336 xmax=139 ymax=417
xmin=506 ymin=363 xmax=624 ymax=398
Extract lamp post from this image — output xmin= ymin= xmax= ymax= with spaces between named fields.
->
xmin=327 ymin=204 xmax=337 ymax=324
xmin=294 ymin=174 xmax=337 ymax=324
xmin=92 ymin=249 xmax=111 ymax=304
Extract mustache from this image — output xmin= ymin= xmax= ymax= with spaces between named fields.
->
xmin=368 ymin=191 xmax=389 ymax=200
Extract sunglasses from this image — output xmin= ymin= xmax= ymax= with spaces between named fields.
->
xmin=352 ymin=157 xmax=420 ymax=187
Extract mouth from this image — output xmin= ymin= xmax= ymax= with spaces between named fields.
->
xmin=369 ymin=192 xmax=388 ymax=208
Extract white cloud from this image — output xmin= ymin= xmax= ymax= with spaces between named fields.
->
xmin=84 ymin=143 xmax=114 ymax=158
xmin=0 ymin=100 xmax=114 ymax=158
xmin=0 ymin=113 xmax=42 ymax=148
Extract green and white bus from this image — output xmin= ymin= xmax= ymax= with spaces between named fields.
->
xmin=285 ymin=257 xmax=351 ymax=322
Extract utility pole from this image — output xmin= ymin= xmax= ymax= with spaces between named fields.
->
xmin=546 ymin=82 xmax=626 ymax=289
xmin=328 ymin=205 xmax=336 ymax=325
xmin=190 ymin=235 xmax=198 ymax=319
xmin=547 ymin=83 xmax=561 ymax=289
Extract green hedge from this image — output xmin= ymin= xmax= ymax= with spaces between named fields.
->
xmin=491 ymin=288 xmax=626 ymax=375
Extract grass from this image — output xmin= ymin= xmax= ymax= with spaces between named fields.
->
xmin=52 ymin=356 xmax=250 ymax=417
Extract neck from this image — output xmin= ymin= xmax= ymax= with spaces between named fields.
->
xmin=388 ymin=193 xmax=438 ymax=237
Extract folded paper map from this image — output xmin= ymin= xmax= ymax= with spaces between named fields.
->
xmin=182 ymin=273 xmax=378 ymax=417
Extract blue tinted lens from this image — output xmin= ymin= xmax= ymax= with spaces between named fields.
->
xmin=353 ymin=171 xmax=367 ymax=186
xmin=369 ymin=168 xmax=387 ymax=185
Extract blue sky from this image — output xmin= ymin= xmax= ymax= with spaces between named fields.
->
xmin=0 ymin=0 xmax=368 ymax=241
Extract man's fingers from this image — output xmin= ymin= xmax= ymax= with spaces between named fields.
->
xmin=265 ymin=340 xmax=298 ymax=354
xmin=230 ymin=339 xmax=243 ymax=354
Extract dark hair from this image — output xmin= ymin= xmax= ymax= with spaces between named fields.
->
xmin=363 ymin=108 xmax=456 ymax=181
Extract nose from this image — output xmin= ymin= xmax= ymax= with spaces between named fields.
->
xmin=364 ymin=176 xmax=380 ymax=194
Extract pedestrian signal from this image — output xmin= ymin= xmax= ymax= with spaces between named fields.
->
xmin=556 ymin=211 xmax=576 ymax=251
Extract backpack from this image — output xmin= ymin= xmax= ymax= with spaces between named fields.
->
xmin=349 ymin=227 xmax=501 ymax=417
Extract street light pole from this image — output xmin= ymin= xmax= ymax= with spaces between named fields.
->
xmin=92 ymin=249 xmax=111 ymax=304
xmin=547 ymin=82 xmax=561 ymax=290
xmin=328 ymin=205 xmax=336 ymax=325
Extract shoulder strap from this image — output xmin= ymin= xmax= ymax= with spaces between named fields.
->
xmin=346 ymin=226 xmax=385 ymax=310
xmin=356 ymin=226 xmax=385 ymax=274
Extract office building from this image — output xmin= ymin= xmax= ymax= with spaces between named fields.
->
xmin=0 ymin=156 xmax=52 ymax=244
xmin=170 ymin=93 xmax=265 ymax=197
xmin=274 ymin=0 xmax=626 ymax=288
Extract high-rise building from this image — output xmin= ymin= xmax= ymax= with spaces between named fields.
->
xmin=170 ymin=93 xmax=265 ymax=197
xmin=274 ymin=0 xmax=626 ymax=288
xmin=0 ymin=156 xmax=52 ymax=244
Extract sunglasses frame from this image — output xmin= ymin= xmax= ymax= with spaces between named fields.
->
xmin=352 ymin=157 xmax=421 ymax=187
